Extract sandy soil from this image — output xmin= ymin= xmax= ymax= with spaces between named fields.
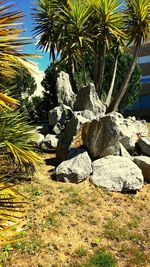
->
xmin=3 ymin=152 xmax=150 ymax=267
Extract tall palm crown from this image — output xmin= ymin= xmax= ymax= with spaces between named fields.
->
xmin=89 ymin=0 xmax=124 ymax=46
xmin=0 ymin=0 xmax=31 ymax=78
xmin=33 ymin=0 xmax=67 ymax=61
xmin=57 ymin=0 xmax=93 ymax=82
xmin=124 ymin=0 xmax=150 ymax=46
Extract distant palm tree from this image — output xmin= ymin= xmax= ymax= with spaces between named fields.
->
xmin=107 ymin=0 xmax=150 ymax=112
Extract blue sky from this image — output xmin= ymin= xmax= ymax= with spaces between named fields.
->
xmin=9 ymin=0 xmax=50 ymax=71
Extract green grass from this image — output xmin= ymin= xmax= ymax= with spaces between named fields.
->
xmin=104 ymin=219 xmax=129 ymax=241
xmin=13 ymin=238 xmax=42 ymax=255
xmin=82 ymin=250 xmax=116 ymax=267
xmin=41 ymin=212 xmax=59 ymax=229
xmin=131 ymin=250 xmax=149 ymax=266
xmin=74 ymin=246 xmax=87 ymax=258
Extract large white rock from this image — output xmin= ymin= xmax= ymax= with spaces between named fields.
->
xmin=71 ymin=112 xmax=148 ymax=159
xmin=109 ymin=113 xmax=148 ymax=151
xmin=56 ymin=71 xmax=76 ymax=108
xmin=91 ymin=156 xmax=144 ymax=192
xmin=133 ymin=156 xmax=150 ymax=182
xmin=81 ymin=115 xmax=121 ymax=159
xmin=74 ymin=83 xmax=106 ymax=118
xmin=56 ymin=150 xmax=92 ymax=183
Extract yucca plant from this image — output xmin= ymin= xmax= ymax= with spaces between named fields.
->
xmin=88 ymin=0 xmax=125 ymax=96
xmin=0 ymin=110 xmax=42 ymax=173
xmin=0 ymin=179 xmax=27 ymax=246
xmin=108 ymin=0 xmax=150 ymax=112
xmin=0 ymin=0 xmax=43 ymax=246
xmin=58 ymin=0 xmax=93 ymax=85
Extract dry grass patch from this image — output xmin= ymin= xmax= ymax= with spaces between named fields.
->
xmin=0 ymin=153 xmax=149 ymax=267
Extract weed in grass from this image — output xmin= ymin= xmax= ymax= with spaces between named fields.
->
xmin=13 ymin=238 xmax=41 ymax=255
xmin=41 ymin=212 xmax=59 ymax=229
xmin=25 ymin=186 xmax=42 ymax=197
xmin=94 ymin=238 xmax=102 ymax=245
xmin=112 ymin=210 xmax=120 ymax=218
xmin=131 ymin=249 xmax=149 ymax=266
xmin=59 ymin=207 xmax=67 ymax=216
xmin=23 ymin=221 xmax=34 ymax=231
xmin=74 ymin=246 xmax=87 ymax=258
xmin=59 ymin=186 xmax=80 ymax=196
xmin=128 ymin=218 xmax=139 ymax=229
xmin=31 ymin=187 xmax=42 ymax=196
xmin=83 ymin=250 xmax=116 ymax=267
xmin=129 ymin=232 xmax=145 ymax=244
xmin=104 ymin=219 xmax=128 ymax=241
xmin=68 ymin=195 xmax=84 ymax=205
xmin=47 ymin=212 xmax=59 ymax=226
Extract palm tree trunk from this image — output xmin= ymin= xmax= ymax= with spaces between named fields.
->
xmin=81 ymin=48 xmax=87 ymax=86
xmin=96 ymin=41 xmax=106 ymax=98
xmin=107 ymin=42 xmax=141 ymax=113
xmin=94 ymin=42 xmax=99 ymax=87
xmin=105 ymin=45 xmax=119 ymax=107
xmin=68 ymin=54 xmax=78 ymax=94
xmin=51 ymin=44 xmax=56 ymax=63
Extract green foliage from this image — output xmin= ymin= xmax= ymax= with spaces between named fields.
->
xmin=23 ymin=63 xmax=58 ymax=122
xmin=41 ymin=63 xmax=58 ymax=113
xmin=2 ymin=65 xmax=37 ymax=101
xmin=103 ymin=53 xmax=141 ymax=111
xmin=83 ymin=250 xmax=116 ymax=267
xmin=33 ymin=0 xmax=150 ymax=111
xmin=41 ymin=52 xmax=141 ymax=112
xmin=0 ymin=110 xmax=43 ymax=173
xmin=0 ymin=0 xmax=43 ymax=246
xmin=24 ymin=96 xmax=49 ymax=122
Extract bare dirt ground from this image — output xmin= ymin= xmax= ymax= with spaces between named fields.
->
xmin=1 ymin=152 xmax=150 ymax=267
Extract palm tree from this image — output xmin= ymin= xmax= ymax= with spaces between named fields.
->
xmin=88 ymin=0 xmax=124 ymax=97
xmin=33 ymin=0 xmax=67 ymax=62
xmin=107 ymin=0 xmax=150 ymax=112
xmin=0 ymin=0 xmax=42 ymax=171
xmin=0 ymin=0 xmax=43 ymax=245
xmin=33 ymin=0 xmax=93 ymax=88
xmin=58 ymin=0 xmax=93 ymax=85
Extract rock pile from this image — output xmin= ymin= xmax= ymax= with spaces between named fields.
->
xmin=35 ymin=72 xmax=150 ymax=193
